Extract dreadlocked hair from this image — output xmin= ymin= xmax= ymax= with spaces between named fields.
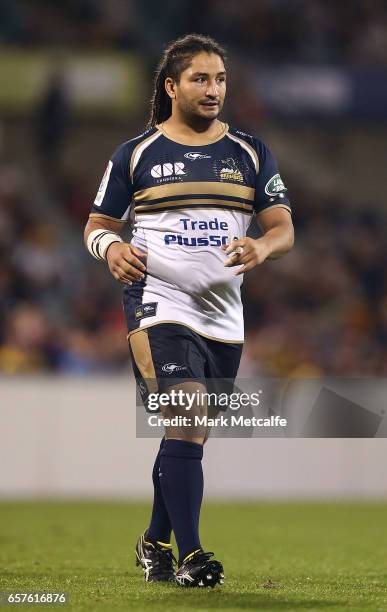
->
xmin=147 ymin=33 xmax=227 ymax=129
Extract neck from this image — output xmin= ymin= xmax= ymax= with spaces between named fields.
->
xmin=161 ymin=113 xmax=223 ymax=144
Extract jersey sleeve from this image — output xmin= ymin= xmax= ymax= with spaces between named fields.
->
xmin=90 ymin=143 xmax=133 ymax=221
xmin=253 ymin=139 xmax=291 ymax=214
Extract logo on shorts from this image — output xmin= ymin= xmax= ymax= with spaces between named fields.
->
xmin=162 ymin=363 xmax=187 ymax=374
xmin=135 ymin=302 xmax=158 ymax=321
xmin=138 ymin=381 xmax=147 ymax=396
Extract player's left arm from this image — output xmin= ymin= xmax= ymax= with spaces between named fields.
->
xmin=223 ymin=207 xmax=294 ymax=274
xmin=224 ymin=137 xmax=294 ymax=275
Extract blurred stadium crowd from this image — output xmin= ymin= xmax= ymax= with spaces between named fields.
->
xmin=1 ymin=156 xmax=386 ymax=376
xmin=1 ymin=0 xmax=386 ymax=66
xmin=0 ymin=0 xmax=386 ymax=376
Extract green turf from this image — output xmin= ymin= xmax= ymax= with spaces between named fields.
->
xmin=0 ymin=501 xmax=387 ymax=611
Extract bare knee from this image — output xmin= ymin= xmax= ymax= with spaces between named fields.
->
xmin=161 ymin=381 xmax=207 ymax=444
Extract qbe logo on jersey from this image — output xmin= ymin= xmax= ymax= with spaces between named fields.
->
xmin=151 ymin=162 xmax=186 ymax=183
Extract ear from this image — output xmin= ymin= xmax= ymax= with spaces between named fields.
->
xmin=165 ymin=77 xmax=176 ymax=100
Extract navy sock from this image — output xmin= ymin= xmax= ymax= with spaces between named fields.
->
xmin=146 ymin=438 xmax=172 ymax=544
xmin=159 ymin=439 xmax=203 ymax=564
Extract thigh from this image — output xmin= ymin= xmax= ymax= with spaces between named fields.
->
xmin=205 ymin=339 xmax=243 ymax=381
xmin=129 ymin=323 xmax=206 ymax=411
xmin=205 ymin=339 xmax=243 ymax=418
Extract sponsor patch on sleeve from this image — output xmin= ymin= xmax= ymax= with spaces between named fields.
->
xmin=94 ymin=160 xmax=113 ymax=206
xmin=264 ymin=173 xmax=287 ymax=197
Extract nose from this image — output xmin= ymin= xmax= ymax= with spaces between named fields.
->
xmin=206 ymin=80 xmax=219 ymax=98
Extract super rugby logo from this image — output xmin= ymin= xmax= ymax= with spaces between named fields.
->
xmin=94 ymin=160 xmax=112 ymax=206
xmin=135 ymin=302 xmax=157 ymax=321
xmin=162 ymin=363 xmax=187 ymax=374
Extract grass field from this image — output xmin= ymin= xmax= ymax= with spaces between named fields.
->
xmin=1 ymin=501 xmax=387 ymax=611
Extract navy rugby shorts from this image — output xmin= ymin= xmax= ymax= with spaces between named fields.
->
xmin=126 ymin=322 xmax=243 ymax=413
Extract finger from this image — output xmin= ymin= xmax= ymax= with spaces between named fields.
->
xmin=224 ymin=250 xmax=245 ymax=267
xmin=224 ymin=260 xmax=238 ymax=268
xmin=221 ymin=241 xmax=239 ymax=251
xmin=112 ymin=270 xmax=131 ymax=285
xmin=226 ymin=251 xmax=256 ymax=270
xmin=118 ymin=262 xmax=145 ymax=281
xmin=234 ymin=261 xmax=255 ymax=275
xmin=120 ymin=256 xmax=145 ymax=273
xmin=129 ymin=244 xmax=147 ymax=259
xmin=224 ymin=239 xmax=245 ymax=255
xmin=120 ymin=276 xmax=133 ymax=285
xmin=235 ymin=251 xmax=253 ymax=265
xmin=112 ymin=267 xmax=132 ymax=283
xmin=122 ymin=248 xmax=146 ymax=271
xmin=122 ymin=254 xmax=147 ymax=272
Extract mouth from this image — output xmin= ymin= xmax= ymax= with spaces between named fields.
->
xmin=200 ymin=101 xmax=219 ymax=108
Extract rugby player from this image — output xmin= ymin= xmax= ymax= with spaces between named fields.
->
xmin=84 ymin=34 xmax=294 ymax=588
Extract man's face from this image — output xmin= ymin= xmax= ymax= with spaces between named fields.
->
xmin=170 ymin=52 xmax=226 ymax=121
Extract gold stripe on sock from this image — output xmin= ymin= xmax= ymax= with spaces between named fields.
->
xmin=183 ymin=548 xmax=202 ymax=563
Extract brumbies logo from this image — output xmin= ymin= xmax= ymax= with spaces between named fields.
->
xmin=135 ymin=302 xmax=158 ymax=321
xmin=220 ymin=158 xmax=243 ymax=182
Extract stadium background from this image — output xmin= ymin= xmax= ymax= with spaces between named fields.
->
xmin=1 ymin=0 xmax=386 ymax=379
xmin=1 ymin=3 xmax=387 ymax=610
xmin=1 ymin=0 xmax=387 ymax=491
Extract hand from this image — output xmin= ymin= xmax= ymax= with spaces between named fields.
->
xmin=106 ymin=242 xmax=147 ymax=285
xmin=222 ymin=237 xmax=270 ymax=275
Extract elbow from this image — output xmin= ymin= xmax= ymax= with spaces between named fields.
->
xmin=83 ymin=222 xmax=91 ymax=249
xmin=267 ymin=224 xmax=294 ymax=260
xmin=278 ymin=223 xmax=294 ymax=256
xmin=287 ymin=225 xmax=295 ymax=252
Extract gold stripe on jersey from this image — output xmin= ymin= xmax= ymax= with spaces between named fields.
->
xmin=136 ymin=206 xmax=252 ymax=216
xmin=134 ymin=182 xmax=255 ymax=203
xmin=257 ymin=203 xmax=292 ymax=215
xmin=129 ymin=130 xmax=161 ymax=181
xmin=134 ymin=198 xmax=254 ymax=214
xmin=225 ymin=132 xmax=259 ymax=173
xmin=89 ymin=212 xmax=127 ymax=223
xmin=128 ymin=321 xmax=244 ymax=344
xmin=156 ymin=121 xmax=229 ymax=145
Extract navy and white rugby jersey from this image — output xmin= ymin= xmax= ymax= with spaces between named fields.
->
xmin=89 ymin=122 xmax=291 ymax=342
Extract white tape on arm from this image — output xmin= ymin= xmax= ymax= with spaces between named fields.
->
xmin=87 ymin=229 xmax=123 ymax=261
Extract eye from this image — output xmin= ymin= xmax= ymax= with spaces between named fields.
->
xmin=217 ymin=76 xmax=226 ymax=84
xmin=195 ymin=77 xmax=206 ymax=83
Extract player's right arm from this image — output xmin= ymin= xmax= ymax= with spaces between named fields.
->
xmin=83 ymin=142 xmax=146 ymax=285
xmin=84 ymin=217 xmax=146 ymax=285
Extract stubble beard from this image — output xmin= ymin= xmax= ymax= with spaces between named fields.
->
xmin=178 ymin=98 xmax=223 ymax=132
